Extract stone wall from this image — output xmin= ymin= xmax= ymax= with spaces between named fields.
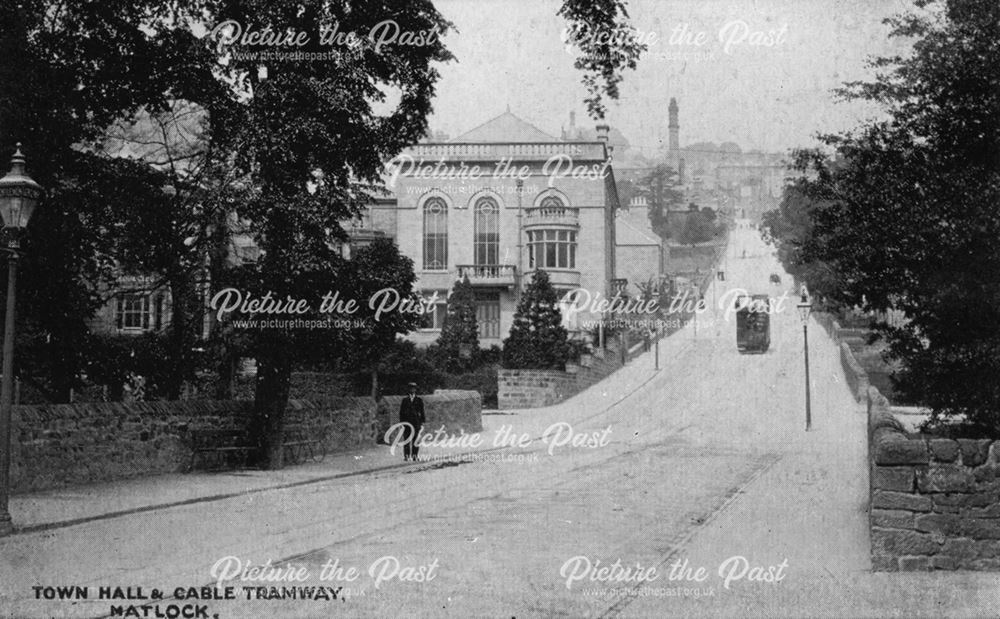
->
xmin=378 ymin=390 xmax=483 ymax=440
xmin=498 ymin=369 xmax=579 ymax=409
xmin=868 ymin=387 xmax=1000 ymax=571
xmin=11 ymin=392 xmax=480 ymax=494
xmin=815 ymin=312 xmax=902 ymax=404
xmin=497 ymin=340 xmax=643 ymax=409
xmin=812 ymin=312 xmax=873 ymax=403
xmin=840 ymin=342 xmax=870 ymax=403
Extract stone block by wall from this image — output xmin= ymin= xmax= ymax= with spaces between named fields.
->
xmin=868 ymin=387 xmax=1000 ymax=571
xmin=381 ymin=390 xmax=483 ymax=439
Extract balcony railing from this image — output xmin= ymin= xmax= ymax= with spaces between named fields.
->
xmin=457 ymin=264 xmax=517 ymax=286
xmin=524 ymin=205 xmax=580 ymax=228
xmin=403 ymin=142 xmax=606 ymax=162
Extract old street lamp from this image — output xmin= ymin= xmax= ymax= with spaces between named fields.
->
xmin=0 ymin=144 xmax=43 ymax=536
xmin=797 ymin=286 xmax=813 ymax=431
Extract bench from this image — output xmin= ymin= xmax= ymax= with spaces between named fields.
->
xmin=186 ymin=424 xmax=333 ymax=471
xmin=187 ymin=428 xmax=255 ymax=472
xmin=282 ymin=423 xmax=331 ymax=465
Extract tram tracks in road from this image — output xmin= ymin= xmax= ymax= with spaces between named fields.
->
xmin=75 ymin=341 xmax=694 ymax=618
xmin=596 ymin=452 xmax=783 ymax=619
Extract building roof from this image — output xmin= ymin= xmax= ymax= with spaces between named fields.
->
xmin=450 ymin=111 xmax=558 ymax=143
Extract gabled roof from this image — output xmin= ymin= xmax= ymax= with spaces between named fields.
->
xmin=450 ymin=111 xmax=558 ymax=143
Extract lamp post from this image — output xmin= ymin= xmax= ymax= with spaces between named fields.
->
xmin=0 ymin=144 xmax=42 ymax=536
xmin=796 ymin=286 xmax=813 ymax=432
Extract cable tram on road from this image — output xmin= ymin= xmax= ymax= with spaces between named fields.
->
xmin=735 ymin=294 xmax=772 ymax=354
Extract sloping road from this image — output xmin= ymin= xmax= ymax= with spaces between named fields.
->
xmin=9 ymin=227 xmax=991 ymax=619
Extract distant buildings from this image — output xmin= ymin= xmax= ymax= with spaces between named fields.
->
xmin=85 ymin=99 xmax=777 ymax=348
xmin=665 ymin=98 xmax=785 ymax=222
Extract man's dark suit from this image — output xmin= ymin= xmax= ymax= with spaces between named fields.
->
xmin=399 ymin=395 xmax=426 ymax=460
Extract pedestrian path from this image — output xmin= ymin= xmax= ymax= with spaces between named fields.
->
xmin=620 ymin=297 xmax=1000 ymax=618
xmin=9 ymin=447 xmax=405 ymax=533
xmin=7 ymin=347 xmax=666 ymax=535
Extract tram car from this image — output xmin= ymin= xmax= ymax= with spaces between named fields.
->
xmin=735 ymin=294 xmax=772 ymax=354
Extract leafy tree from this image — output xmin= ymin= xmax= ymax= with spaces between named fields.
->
xmin=104 ymin=101 xmax=253 ymax=400
xmin=434 ymin=276 xmax=479 ymax=373
xmin=3 ymin=0 xmax=653 ymax=437
xmin=86 ymin=332 xmax=172 ymax=401
xmin=615 ymin=177 xmax=638 ymax=208
xmin=784 ymin=0 xmax=1000 ymax=431
xmin=502 ymin=271 xmax=571 ymax=370
xmin=676 ymin=206 xmax=721 ymax=246
xmin=206 ymin=0 xmax=454 ymax=468
xmin=761 ymin=176 xmax=844 ymax=311
xmin=0 ymin=1 xmax=222 ymax=401
xmin=634 ymin=164 xmax=683 ymax=239
xmin=558 ymin=0 xmax=648 ymax=119
xmin=344 ymin=237 xmax=423 ymax=398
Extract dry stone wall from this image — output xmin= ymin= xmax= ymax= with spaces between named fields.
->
xmin=498 ymin=340 xmax=642 ymax=409
xmin=869 ymin=387 xmax=1000 ymax=571
xmin=11 ymin=391 xmax=480 ymax=494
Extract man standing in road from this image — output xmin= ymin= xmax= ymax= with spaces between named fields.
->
xmin=399 ymin=382 xmax=425 ymax=461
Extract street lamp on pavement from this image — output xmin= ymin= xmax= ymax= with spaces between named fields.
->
xmin=0 ymin=144 xmax=43 ymax=536
xmin=796 ymin=285 xmax=813 ymax=431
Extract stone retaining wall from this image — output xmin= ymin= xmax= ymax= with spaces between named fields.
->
xmin=11 ymin=391 xmax=480 ymax=494
xmin=840 ymin=342 xmax=870 ymax=402
xmin=868 ymin=387 xmax=1000 ymax=571
xmin=498 ymin=369 xmax=580 ymax=410
xmin=497 ymin=338 xmax=647 ymax=409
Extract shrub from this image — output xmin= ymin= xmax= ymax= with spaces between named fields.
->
xmin=444 ymin=364 xmax=499 ymax=409
xmin=502 ymin=270 xmax=571 ymax=369
xmin=434 ymin=276 xmax=480 ymax=372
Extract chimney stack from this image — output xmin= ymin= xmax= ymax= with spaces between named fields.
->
xmin=596 ymin=123 xmax=610 ymax=142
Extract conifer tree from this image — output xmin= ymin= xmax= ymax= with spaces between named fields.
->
xmin=436 ymin=276 xmax=480 ymax=372
xmin=502 ymin=271 xmax=570 ymax=369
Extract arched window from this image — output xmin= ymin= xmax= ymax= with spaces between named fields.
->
xmin=473 ymin=197 xmax=499 ymax=265
xmin=423 ymin=198 xmax=448 ymax=270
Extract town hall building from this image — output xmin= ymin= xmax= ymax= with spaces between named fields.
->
xmin=355 ymin=110 xmax=624 ymax=348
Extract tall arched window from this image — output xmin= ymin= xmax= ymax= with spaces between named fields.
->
xmin=473 ymin=197 xmax=499 ymax=265
xmin=423 ymin=198 xmax=448 ymax=270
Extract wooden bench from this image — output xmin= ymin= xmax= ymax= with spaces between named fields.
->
xmin=282 ymin=423 xmax=331 ymax=465
xmin=187 ymin=428 xmax=255 ymax=472
xmin=187 ymin=424 xmax=332 ymax=471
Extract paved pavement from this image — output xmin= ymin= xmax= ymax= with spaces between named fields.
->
xmin=2 ymin=226 xmax=1000 ymax=618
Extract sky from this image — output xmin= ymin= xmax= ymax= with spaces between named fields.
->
xmin=426 ymin=0 xmax=916 ymax=155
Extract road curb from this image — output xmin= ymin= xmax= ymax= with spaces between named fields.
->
xmin=11 ymin=454 xmax=420 ymax=536
xmin=11 ymin=350 xmax=672 ymax=537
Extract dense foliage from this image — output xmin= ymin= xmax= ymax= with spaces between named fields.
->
xmin=764 ymin=0 xmax=1000 ymax=432
xmin=558 ymin=0 xmax=647 ymax=119
xmin=2 ymin=0 xmax=648 ymax=466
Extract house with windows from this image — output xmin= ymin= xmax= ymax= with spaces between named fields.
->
xmin=88 ymin=275 xmax=172 ymax=335
xmin=369 ymin=110 xmax=622 ymax=348
xmin=88 ymin=110 xmax=625 ymax=351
